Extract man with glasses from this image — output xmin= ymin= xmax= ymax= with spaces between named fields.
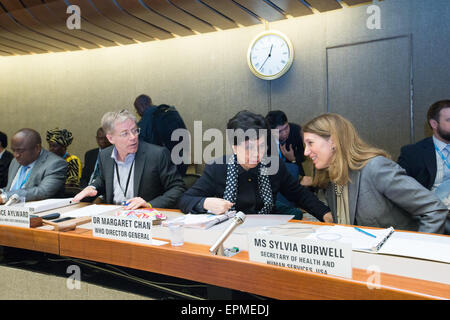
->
xmin=0 ymin=128 xmax=67 ymax=204
xmin=73 ymin=109 xmax=185 ymax=209
xmin=80 ymin=127 xmax=112 ymax=188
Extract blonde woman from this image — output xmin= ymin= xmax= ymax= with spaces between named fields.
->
xmin=303 ymin=113 xmax=447 ymax=234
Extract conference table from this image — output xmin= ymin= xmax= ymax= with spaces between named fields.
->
xmin=0 ymin=203 xmax=449 ymax=300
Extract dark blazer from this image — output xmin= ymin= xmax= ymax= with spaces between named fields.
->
xmin=80 ymin=148 xmax=99 ymax=188
xmin=0 ymin=150 xmax=13 ymax=188
xmin=178 ymin=155 xmax=330 ymax=220
xmin=5 ymin=149 xmax=67 ymax=201
xmin=397 ymin=137 xmax=436 ymax=189
xmin=91 ymin=142 xmax=185 ymax=208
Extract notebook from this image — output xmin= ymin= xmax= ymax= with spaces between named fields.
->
xmin=307 ymin=225 xmax=395 ymax=252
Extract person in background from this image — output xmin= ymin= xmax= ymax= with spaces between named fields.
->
xmin=73 ymin=109 xmax=185 ymax=209
xmin=134 ymin=94 xmax=188 ymax=176
xmin=266 ymin=110 xmax=311 ymax=185
xmin=398 ymin=100 xmax=450 ymax=234
xmin=179 ymin=110 xmax=332 ymax=222
xmin=46 ymin=128 xmax=81 ymax=188
xmin=303 ymin=113 xmax=447 ymax=234
xmin=80 ymin=127 xmax=112 ymax=188
xmin=0 ymin=128 xmax=66 ymax=203
xmin=265 ymin=110 xmax=310 ymax=219
xmin=0 ymin=131 xmax=13 ymax=188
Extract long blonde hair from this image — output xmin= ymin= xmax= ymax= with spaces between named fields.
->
xmin=303 ymin=113 xmax=390 ymax=188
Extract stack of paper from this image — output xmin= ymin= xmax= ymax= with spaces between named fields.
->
xmin=307 ymin=225 xmax=450 ymax=263
xmin=307 ymin=225 xmax=394 ymax=252
xmin=163 ymin=212 xmax=236 ymax=229
xmin=60 ymin=204 xmax=122 ymax=218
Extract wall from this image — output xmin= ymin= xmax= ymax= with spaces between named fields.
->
xmin=0 ymin=0 xmax=449 ymax=165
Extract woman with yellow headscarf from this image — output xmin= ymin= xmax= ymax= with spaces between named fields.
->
xmin=46 ymin=128 xmax=81 ymax=188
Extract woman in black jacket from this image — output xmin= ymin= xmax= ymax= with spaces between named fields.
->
xmin=178 ymin=110 xmax=332 ymax=222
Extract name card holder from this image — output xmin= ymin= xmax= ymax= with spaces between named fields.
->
xmin=248 ymin=233 xmax=352 ymax=279
xmin=92 ymin=215 xmax=154 ymax=246
xmin=0 ymin=206 xmax=32 ymax=228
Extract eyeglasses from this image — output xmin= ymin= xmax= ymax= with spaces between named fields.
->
xmin=118 ymin=127 xmax=140 ymax=138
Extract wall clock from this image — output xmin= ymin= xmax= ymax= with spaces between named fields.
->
xmin=247 ymin=30 xmax=294 ymax=80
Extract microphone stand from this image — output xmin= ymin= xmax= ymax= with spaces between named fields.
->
xmin=209 ymin=211 xmax=246 ymax=256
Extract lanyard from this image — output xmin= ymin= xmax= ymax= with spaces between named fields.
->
xmin=114 ymin=159 xmax=135 ymax=198
xmin=16 ymin=167 xmax=31 ymax=189
xmin=434 ymin=145 xmax=450 ymax=170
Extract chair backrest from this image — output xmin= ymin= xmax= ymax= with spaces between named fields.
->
xmin=63 ymin=186 xmax=83 ymax=198
xmin=183 ymin=173 xmax=201 ymax=189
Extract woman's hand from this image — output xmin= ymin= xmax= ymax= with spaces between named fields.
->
xmin=203 ymin=198 xmax=234 ymax=215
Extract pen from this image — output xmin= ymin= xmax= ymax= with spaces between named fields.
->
xmin=354 ymin=227 xmax=376 ymax=238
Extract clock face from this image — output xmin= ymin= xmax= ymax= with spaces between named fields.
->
xmin=247 ymin=31 xmax=294 ymax=80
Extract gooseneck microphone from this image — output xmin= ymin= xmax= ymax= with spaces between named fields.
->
xmin=209 ymin=211 xmax=246 ymax=256
xmin=4 ymin=194 xmax=20 ymax=206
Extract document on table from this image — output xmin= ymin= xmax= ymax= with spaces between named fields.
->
xmin=24 ymin=198 xmax=74 ymax=213
xmin=307 ymin=225 xmax=450 ymax=263
xmin=307 ymin=225 xmax=394 ymax=252
xmin=209 ymin=214 xmax=295 ymax=232
xmin=163 ymin=211 xmax=236 ymax=229
xmin=60 ymin=204 xmax=122 ymax=218
xmin=379 ymin=232 xmax=450 ymax=263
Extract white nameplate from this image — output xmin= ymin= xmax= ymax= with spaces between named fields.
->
xmin=92 ymin=215 xmax=153 ymax=245
xmin=248 ymin=233 xmax=352 ymax=279
xmin=0 ymin=206 xmax=32 ymax=228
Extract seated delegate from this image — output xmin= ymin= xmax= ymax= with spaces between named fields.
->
xmin=73 ymin=109 xmax=185 ymax=209
xmin=302 ymin=113 xmax=447 ymax=234
xmin=0 ymin=128 xmax=67 ymax=203
xmin=46 ymin=128 xmax=82 ymax=188
xmin=179 ymin=110 xmax=333 ymax=222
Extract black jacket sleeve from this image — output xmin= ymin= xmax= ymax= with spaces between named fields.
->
xmin=278 ymin=161 xmax=330 ymax=221
xmin=178 ymin=163 xmax=218 ymax=214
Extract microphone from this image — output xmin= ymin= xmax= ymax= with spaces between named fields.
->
xmin=209 ymin=211 xmax=246 ymax=256
xmin=4 ymin=194 xmax=20 ymax=206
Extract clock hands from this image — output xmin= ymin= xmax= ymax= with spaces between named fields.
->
xmin=259 ymin=44 xmax=273 ymax=71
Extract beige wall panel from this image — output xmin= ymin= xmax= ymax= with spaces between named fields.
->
xmin=268 ymin=15 xmax=328 ymax=126
xmin=0 ymin=25 xmax=268 ymax=164
xmin=1 ymin=0 xmax=450 ymax=166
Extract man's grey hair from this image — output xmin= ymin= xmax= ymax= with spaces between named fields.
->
xmin=101 ymin=109 xmax=137 ymax=134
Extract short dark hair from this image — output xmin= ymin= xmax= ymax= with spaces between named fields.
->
xmin=227 ymin=110 xmax=269 ymax=145
xmin=427 ymin=100 xmax=450 ymax=126
xmin=134 ymin=94 xmax=152 ymax=109
xmin=0 ymin=131 xmax=7 ymax=148
xmin=265 ymin=110 xmax=288 ymax=129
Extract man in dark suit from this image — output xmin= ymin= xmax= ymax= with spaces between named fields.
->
xmin=0 ymin=131 xmax=13 ymax=188
xmin=80 ymin=127 xmax=111 ymax=188
xmin=134 ymin=94 xmax=188 ymax=176
xmin=73 ymin=109 xmax=185 ymax=209
xmin=398 ymin=100 xmax=450 ymax=234
xmin=265 ymin=111 xmax=307 ymax=178
xmin=0 ymin=128 xmax=67 ymax=204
